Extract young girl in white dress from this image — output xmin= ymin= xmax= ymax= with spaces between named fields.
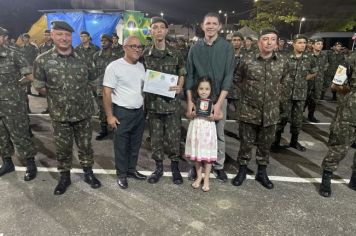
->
xmin=185 ymin=77 xmax=223 ymax=192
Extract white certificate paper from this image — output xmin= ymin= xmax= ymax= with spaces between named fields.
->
xmin=332 ymin=65 xmax=348 ymax=85
xmin=143 ymin=69 xmax=178 ymax=98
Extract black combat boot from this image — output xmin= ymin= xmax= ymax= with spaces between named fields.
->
xmin=348 ymin=171 xmax=356 ymax=191
xmin=308 ymin=112 xmax=320 ymax=123
xmin=332 ymin=91 xmax=337 ymax=101
xmin=289 ymin=133 xmax=306 ymax=152
xmin=319 ymin=170 xmax=332 ymax=197
xmin=147 ymin=161 xmax=164 ymax=184
xmin=351 ymin=142 xmax=356 ymax=149
xmin=232 ymin=165 xmax=247 ymax=186
xmin=171 ymin=161 xmax=183 ymax=185
xmin=0 ymin=158 xmax=15 ymax=177
xmin=54 ymin=171 xmax=71 ymax=195
xmin=24 ymin=158 xmax=37 ymax=181
xmin=187 ymin=166 xmax=197 ymax=181
xmin=255 ymin=165 xmax=274 ymax=189
xmin=271 ymin=130 xmax=283 ymax=152
xmin=83 ymin=167 xmax=101 ymax=189
xmin=95 ymin=125 xmax=108 ymax=140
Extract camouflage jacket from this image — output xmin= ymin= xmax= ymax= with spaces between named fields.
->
xmin=236 ymin=52 xmax=287 ymax=127
xmin=93 ymin=49 xmax=120 ymax=95
xmin=33 ymin=48 xmax=96 ymax=122
xmin=39 ymin=41 xmax=54 ymax=54
xmin=228 ymin=50 xmax=245 ymax=99
xmin=142 ymin=44 xmax=186 ymax=113
xmin=75 ymin=42 xmax=100 ymax=61
xmin=0 ymin=46 xmax=31 ymax=116
xmin=326 ymin=51 xmax=347 ymax=76
xmin=281 ymin=52 xmax=317 ymax=101
xmin=21 ymin=43 xmax=38 ymax=65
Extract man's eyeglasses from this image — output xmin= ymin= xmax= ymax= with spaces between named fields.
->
xmin=125 ymin=44 xmax=144 ymax=50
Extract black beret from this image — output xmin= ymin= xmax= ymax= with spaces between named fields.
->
xmin=22 ymin=33 xmax=30 ymax=38
xmin=150 ymin=16 xmax=168 ymax=28
xmin=51 ymin=21 xmax=74 ymax=33
xmin=44 ymin=29 xmax=51 ymax=34
xmin=312 ymin=37 xmax=323 ymax=44
xmin=0 ymin=27 xmax=8 ymax=36
xmin=258 ymin=28 xmax=279 ymax=38
xmin=80 ymin=31 xmax=90 ymax=36
xmin=293 ymin=34 xmax=308 ymax=41
xmin=100 ymin=33 xmax=112 ymax=43
xmin=334 ymin=41 xmax=342 ymax=46
xmin=245 ymin=36 xmax=253 ymax=41
xmin=232 ymin=32 xmax=244 ymax=39
xmin=112 ymin=33 xmax=118 ymax=38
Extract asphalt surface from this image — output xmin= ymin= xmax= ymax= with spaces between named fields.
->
xmin=0 ymin=91 xmax=355 ymax=236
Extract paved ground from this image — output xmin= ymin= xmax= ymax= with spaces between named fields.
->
xmin=0 ymin=92 xmax=355 ymax=236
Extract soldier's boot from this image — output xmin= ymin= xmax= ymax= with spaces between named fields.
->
xmin=0 ymin=158 xmax=15 ymax=177
xmin=232 ymin=165 xmax=247 ymax=186
xmin=83 ymin=167 xmax=101 ymax=189
xmin=95 ymin=125 xmax=108 ymax=141
xmin=171 ymin=161 xmax=183 ymax=185
xmin=147 ymin=161 xmax=164 ymax=184
xmin=351 ymin=142 xmax=356 ymax=149
xmin=348 ymin=171 xmax=356 ymax=191
xmin=54 ymin=171 xmax=71 ymax=195
xmin=320 ymin=91 xmax=325 ymax=100
xmin=271 ymin=131 xmax=283 ymax=151
xmin=24 ymin=158 xmax=37 ymax=181
xmin=308 ymin=112 xmax=320 ymax=123
xmin=188 ymin=166 xmax=197 ymax=181
xmin=332 ymin=91 xmax=337 ymax=101
xmin=289 ymin=133 xmax=306 ymax=152
xmin=255 ymin=165 xmax=274 ymax=189
xmin=319 ymin=170 xmax=332 ymax=197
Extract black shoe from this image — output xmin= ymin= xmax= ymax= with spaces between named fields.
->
xmin=147 ymin=161 xmax=164 ymax=184
xmin=188 ymin=166 xmax=197 ymax=181
xmin=83 ymin=171 xmax=101 ymax=189
xmin=24 ymin=158 xmax=37 ymax=181
xmin=213 ymin=169 xmax=228 ymax=182
xmin=0 ymin=158 xmax=15 ymax=177
xmin=54 ymin=172 xmax=71 ymax=195
xmin=255 ymin=165 xmax=274 ymax=189
xmin=232 ymin=165 xmax=247 ymax=186
xmin=308 ymin=116 xmax=320 ymax=123
xmin=271 ymin=143 xmax=286 ymax=152
xmin=127 ymin=171 xmax=147 ymax=180
xmin=289 ymin=141 xmax=306 ymax=152
xmin=319 ymin=170 xmax=332 ymax=197
xmin=95 ymin=126 xmax=108 ymax=141
xmin=348 ymin=171 xmax=356 ymax=191
xmin=351 ymin=142 xmax=356 ymax=149
xmin=117 ymin=177 xmax=128 ymax=189
xmin=171 ymin=161 xmax=183 ymax=185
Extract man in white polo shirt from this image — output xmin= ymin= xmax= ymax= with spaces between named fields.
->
xmin=103 ymin=36 xmax=146 ymax=189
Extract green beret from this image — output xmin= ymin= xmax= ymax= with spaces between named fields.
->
xmin=312 ymin=37 xmax=323 ymax=44
xmin=258 ymin=28 xmax=278 ymax=38
xmin=80 ymin=31 xmax=90 ymax=36
xmin=232 ymin=32 xmax=244 ymax=40
xmin=293 ymin=34 xmax=308 ymax=41
xmin=100 ymin=33 xmax=112 ymax=43
xmin=245 ymin=36 xmax=253 ymax=41
xmin=0 ymin=27 xmax=8 ymax=36
xmin=44 ymin=29 xmax=51 ymax=34
xmin=22 ymin=33 xmax=30 ymax=38
xmin=51 ymin=21 xmax=74 ymax=33
xmin=150 ymin=16 xmax=168 ymax=28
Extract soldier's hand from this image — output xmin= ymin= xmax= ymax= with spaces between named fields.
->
xmin=107 ymin=116 xmax=120 ymax=129
xmin=169 ymin=85 xmax=182 ymax=95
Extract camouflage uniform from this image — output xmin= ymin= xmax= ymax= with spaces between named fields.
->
xmin=93 ymin=48 xmax=120 ymax=127
xmin=21 ymin=42 xmax=38 ymax=65
xmin=39 ymin=41 xmax=54 ymax=54
xmin=0 ymin=45 xmax=36 ymax=161
xmin=112 ymin=43 xmax=124 ymax=56
xmin=33 ymin=48 xmax=96 ymax=172
xmin=276 ymin=52 xmax=317 ymax=135
xmin=75 ymin=42 xmax=99 ymax=61
xmin=322 ymin=51 xmax=356 ymax=171
xmin=143 ymin=45 xmax=186 ymax=161
xmin=324 ymin=50 xmax=347 ymax=96
xmin=236 ymin=52 xmax=286 ymax=165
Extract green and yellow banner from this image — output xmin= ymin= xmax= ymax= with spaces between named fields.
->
xmin=123 ymin=10 xmax=151 ymax=44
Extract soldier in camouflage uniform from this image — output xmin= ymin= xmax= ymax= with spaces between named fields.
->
xmin=272 ymin=34 xmax=317 ymax=152
xmin=319 ymin=50 xmax=356 ymax=197
xmin=39 ymin=29 xmax=54 ymax=54
xmin=21 ymin=33 xmax=38 ymax=95
xmin=0 ymin=26 xmax=37 ymax=181
xmin=143 ymin=17 xmax=186 ymax=185
xmin=304 ymin=38 xmax=328 ymax=123
xmin=33 ymin=21 xmax=101 ymax=195
xmin=75 ymin=31 xmax=100 ymax=60
xmin=112 ymin=33 xmax=123 ymax=55
xmin=93 ymin=34 xmax=121 ymax=140
xmin=232 ymin=29 xmax=287 ymax=189
xmin=323 ymin=42 xmax=347 ymax=100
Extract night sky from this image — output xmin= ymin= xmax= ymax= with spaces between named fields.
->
xmin=0 ymin=0 xmax=355 ymax=38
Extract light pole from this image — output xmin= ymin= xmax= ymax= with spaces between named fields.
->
xmin=160 ymin=12 xmax=164 ymax=19
xmin=224 ymin=13 xmax=228 ymax=28
xmin=298 ymin=17 xmax=306 ymax=34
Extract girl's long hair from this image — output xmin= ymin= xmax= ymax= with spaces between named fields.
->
xmin=192 ymin=76 xmax=216 ymax=103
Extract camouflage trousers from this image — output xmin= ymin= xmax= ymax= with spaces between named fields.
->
xmin=238 ymin=122 xmax=276 ymax=166
xmin=52 ymin=118 xmax=94 ymax=172
xmin=305 ymin=79 xmax=322 ymax=114
xmin=96 ymin=96 xmax=107 ymax=126
xmin=0 ymin=115 xmax=36 ymax=160
xmin=322 ymin=119 xmax=356 ymax=172
xmin=322 ymin=74 xmax=334 ymax=95
xmin=148 ymin=111 xmax=181 ymax=161
xmin=277 ymin=100 xmax=305 ymax=135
